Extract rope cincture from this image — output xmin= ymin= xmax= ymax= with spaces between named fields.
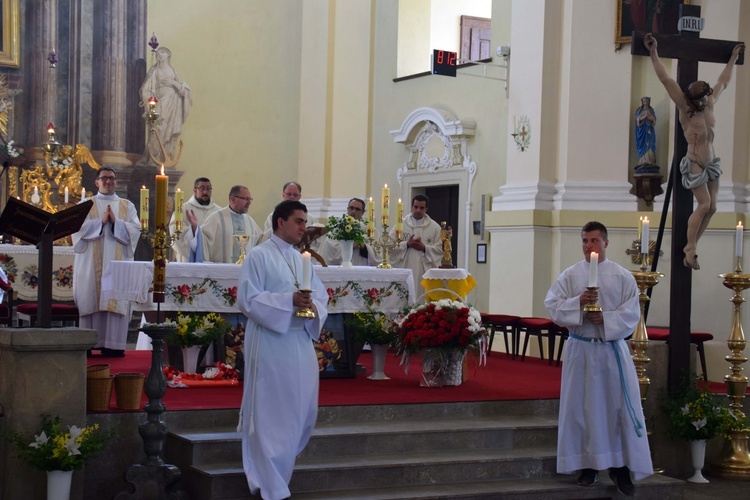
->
xmin=568 ymin=333 xmax=645 ymax=437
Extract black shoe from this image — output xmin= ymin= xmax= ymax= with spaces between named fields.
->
xmin=609 ymin=466 xmax=635 ymax=496
xmin=577 ymin=468 xmax=599 ymax=486
xmin=101 ymin=348 xmax=125 ymax=357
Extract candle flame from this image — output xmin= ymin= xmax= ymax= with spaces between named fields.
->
xmin=398 ymin=198 xmax=402 ymax=203
xmin=142 ymin=185 xmax=146 ymax=189
xmin=160 ymin=165 xmax=165 ymax=175
xmin=384 ymin=183 xmax=388 ymax=188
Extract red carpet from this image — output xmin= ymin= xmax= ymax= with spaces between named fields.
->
xmin=88 ymin=350 xmax=563 ymax=412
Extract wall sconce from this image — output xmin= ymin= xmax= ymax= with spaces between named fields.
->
xmin=511 ymin=114 xmax=530 ymax=152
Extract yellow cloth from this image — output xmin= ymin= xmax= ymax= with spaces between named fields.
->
xmin=421 ymin=274 xmax=477 ymax=302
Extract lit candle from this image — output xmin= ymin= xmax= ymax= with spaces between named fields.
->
xmin=155 ymin=166 xmax=168 ymax=230
xmin=31 ymin=186 xmax=40 ymax=204
xmin=381 ymin=184 xmax=390 ymax=225
xmin=81 ymin=187 xmax=86 ymax=201
xmin=638 ymin=216 xmax=643 ymax=241
xmin=140 ymin=186 xmax=149 ymax=230
xmin=395 ymin=198 xmax=403 ymax=238
xmin=641 ymin=217 xmax=649 ymax=255
xmin=175 ymin=188 xmax=183 ymax=224
xmin=367 ymin=196 xmax=375 ymax=237
xmin=736 ymin=221 xmax=744 ymax=258
xmin=64 ymin=187 xmax=69 ymax=204
xmin=301 ymin=251 xmax=312 ymax=290
xmin=588 ymin=252 xmax=599 ymax=287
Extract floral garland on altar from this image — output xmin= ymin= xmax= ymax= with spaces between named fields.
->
xmin=394 ymin=299 xmax=487 ymax=384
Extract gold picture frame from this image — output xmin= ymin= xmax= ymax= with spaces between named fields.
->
xmin=0 ymin=0 xmax=20 ymax=68
xmin=615 ymin=0 xmax=689 ymax=51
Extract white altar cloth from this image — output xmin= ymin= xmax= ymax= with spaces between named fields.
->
xmin=102 ymin=262 xmax=415 ymax=314
xmin=0 ymin=243 xmax=76 ymax=301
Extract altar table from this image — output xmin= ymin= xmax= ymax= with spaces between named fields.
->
xmin=101 ymin=262 xmax=415 ymax=314
xmin=0 ymin=243 xmax=75 ymax=301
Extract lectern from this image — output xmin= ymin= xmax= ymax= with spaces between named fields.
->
xmin=0 ymin=198 xmax=92 ymax=327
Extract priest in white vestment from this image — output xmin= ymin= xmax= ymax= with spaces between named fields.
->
xmin=261 ymin=181 xmax=317 ymax=242
xmin=317 ymin=197 xmax=378 ymax=266
xmin=544 ymin=221 xmax=651 ymax=495
xmin=237 ymin=200 xmax=328 ymax=500
xmin=200 ymin=185 xmax=261 ymax=263
xmin=389 ymin=194 xmax=443 ymax=298
xmin=168 ymin=176 xmax=221 ymax=262
xmin=72 ymin=167 xmax=141 ymax=355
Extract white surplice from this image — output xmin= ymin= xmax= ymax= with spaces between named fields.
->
xmin=200 ymin=206 xmax=261 ymax=263
xmin=544 ymin=259 xmax=652 ymax=480
xmin=168 ymin=195 xmax=221 ymax=262
xmin=388 ymin=214 xmax=442 ymax=299
xmin=72 ymin=193 xmax=140 ymax=349
xmin=237 ymin=234 xmax=328 ymax=500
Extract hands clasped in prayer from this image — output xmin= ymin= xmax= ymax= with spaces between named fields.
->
xmin=406 ymin=235 xmax=425 ymax=252
xmin=101 ymin=205 xmax=116 ymax=225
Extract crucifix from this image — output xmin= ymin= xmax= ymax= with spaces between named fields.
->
xmin=631 ymin=3 xmax=744 ymax=389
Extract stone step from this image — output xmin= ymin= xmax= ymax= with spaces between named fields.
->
xmin=167 ymin=415 xmax=558 ymax=467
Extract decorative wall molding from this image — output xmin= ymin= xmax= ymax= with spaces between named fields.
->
xmin=494 ymin=181 xmax=638 ymax=212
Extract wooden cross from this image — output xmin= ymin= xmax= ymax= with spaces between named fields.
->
xmin=631 ymin=4 xmax=744 ymax=389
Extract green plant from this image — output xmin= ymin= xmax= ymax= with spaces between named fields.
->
xmin=325 ymin=214 xmax=366 ymax=246
xmin=345 ymin=310 xmax=397 ymax=346
xmin=661 ymin=377 xmax=734 ymax=441
xmin=716 ymin=406 xmax=750 ymax=440
xmin=7 ymin=415 xmax=108 ymax=471
xmin=169 ymin=312 xmax=232 ymax=348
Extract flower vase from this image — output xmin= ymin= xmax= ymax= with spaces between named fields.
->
xmin=368 ymin=344 xmax=390 ymax=380
xmin=47 ymin=470 xmax=73 ymax=500
xmin=340 ymin=240 xmax=354 ymax=268
xmin=687 ymin=439 xmax=709 ymax=483
xmin=419 ymin=349 xmax=443 ymax=387
xmin=181 ymin=345 xmax=202 ymax=374
xmin=442 ymin=350 xmax=466 ymax=386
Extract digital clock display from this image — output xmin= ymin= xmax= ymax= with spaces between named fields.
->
xmin=432 ymin=49 xmax=457 ymax=77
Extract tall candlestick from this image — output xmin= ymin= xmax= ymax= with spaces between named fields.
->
xmin=641 ymin=217 xmax=649 ymax=255
xmin=381 ymin=184 xmax=390 ymax=225
xmin=140 ymin=186 xmax=150 ymax=230
xmin=589 ymin=252 xmax=599 ymax=287
xmin=175 ymin=188 xmax=183 ymax=224
xmin=301 ymin=252 xmax=312 ymax=290
xmin=395 ymin=198 xmax=403 ymax=238
xmin=64 ymin=187 xmax=69 ymax=204
xmin=736 ymin=221 xmax=744 ymax=258
xmin=155 ymin=166 xmax=168 ymax=230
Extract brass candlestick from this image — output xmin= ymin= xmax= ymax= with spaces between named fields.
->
xmin=141 ymin=225 xmax=181 ymax=303
xmin=295 ymin=289 xmax=316 ymax=318
xmin=708 ymin=265 xmax=750 ymax=479
xmin=582 ymin=286 xmax=602 ymax=312
xmin=366 ymin=222 xmax=405 ymax=269
xmin=625 ymin=239 xmax=661 ymax=265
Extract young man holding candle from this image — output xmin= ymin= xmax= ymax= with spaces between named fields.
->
xmin=200 ymin=185 xmax=261 ymax=263
xmin=544 ymin=221 xmax=650 ymax=496
xmin=237 ymin=200 xmax=328 ymax=500
xmin=168 ymin=177 xmax=222 ymax=262
xmin=72 ymin=167 xmax=141 ymax=357
xmin=389 ymin=194 xmax=443 ymax=298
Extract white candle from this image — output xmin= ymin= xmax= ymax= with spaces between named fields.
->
xmin=64 ymin=187 xmax=69 ymax=204
xmin=81 ymin=187 xmax=86 ymax=201
xmin=641 ymin=217 xmax=649 ymax=255
xmin=588 ymin=252 xmax=598 ymax=287
xmin=736 ymin=222 xmax=744 ymax=258
xmin=301 ymin=251 xmax=312 ymax=290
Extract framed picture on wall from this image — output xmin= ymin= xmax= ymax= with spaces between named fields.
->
xmin=477 ymin=243 xmax=487 ymax=264
xmin=615 ymin=0 xmax=688 ymax=50
xmin=0 ymin=0 xmax=20 ymax=68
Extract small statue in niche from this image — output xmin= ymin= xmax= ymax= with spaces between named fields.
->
xmin=634 ymin=96 xmax=659 ymax=174
xmin=440 ymin=221 xmax=453 ymax=269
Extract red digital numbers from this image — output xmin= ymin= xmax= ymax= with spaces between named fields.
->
xmin=436 ymin=50 xmax=457 ymax=66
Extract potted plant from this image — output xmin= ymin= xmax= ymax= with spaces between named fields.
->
xmin=7 ymin=414 xmax=108 ymax=500
xmin=168 ymin=312 xmax=232 ymax=373
xmin=394 ymin=299 xmax=488 ymax=387
xmin=661 ymin=378 xmax=734 ymax=483
xmin=325 ymin=214 xmax=366 ymax=268
xmin=346 ymin=310 xmax=397 ymax=379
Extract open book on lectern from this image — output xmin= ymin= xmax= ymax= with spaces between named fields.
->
xmin=0 ymin=197 xmax=93 ymax=245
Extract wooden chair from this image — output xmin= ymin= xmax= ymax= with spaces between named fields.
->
xmin=647 ymin=326 xmax=713 ymax=380
xmin=16 ymin=303 xmax=80 ymax=327
xmin=480 ymin=313 xmax=520 ymax=358
xmin=554 ymin=326 xmax=569 ymax=366
xmin=518 ymin=317 xmax=558 ymax=363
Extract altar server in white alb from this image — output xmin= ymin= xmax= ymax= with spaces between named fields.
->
xmin=200 ymin=185 xmax=261 ymax=263
xmin=544 ymin=221 xmax=651 ymax=497
xmin=72 ymin=167 xmax=141 ymax=356
xmin=168 ymin=176 xmax=221 ymax=261
xmin=389 ymin=194 xmax=443 ymax=297
xmin=237 ymin=200 xmax=328 ymax=500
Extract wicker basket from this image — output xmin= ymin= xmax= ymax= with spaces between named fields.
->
xmin=86 ymin=376 xmax=113 ymax=411
xmin=87 ymin=364 xmax=110 ymax=379
xmin=114 ymin=373 xmax=145 ymax=410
